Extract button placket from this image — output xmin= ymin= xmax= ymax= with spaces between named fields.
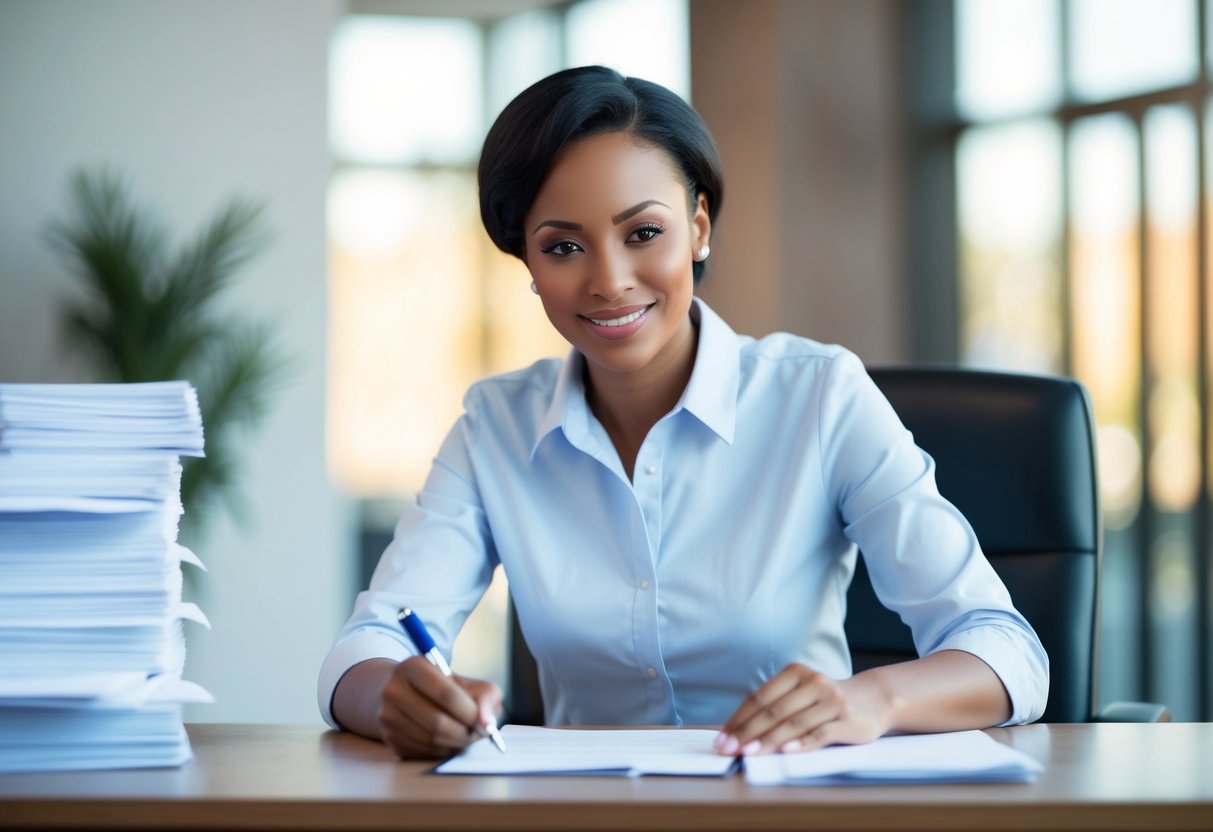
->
xmin=630 ymin=422 xmax=670 ymax=715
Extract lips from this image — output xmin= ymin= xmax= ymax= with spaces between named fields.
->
xmin=579 ymin=303 xmax=655 ymax=340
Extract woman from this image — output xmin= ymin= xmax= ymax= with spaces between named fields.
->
xmin=318 ymin=66 xmax=1048 ymax=760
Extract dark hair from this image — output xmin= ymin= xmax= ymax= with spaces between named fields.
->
xmin=478 ymin=65 xmax=724 ymax=284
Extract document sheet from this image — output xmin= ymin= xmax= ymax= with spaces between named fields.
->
xmin=434 ymin=726 xmax=1042 ymax=784
xmin=434 ymin=725 xmax=735 ymax=776
xmin=743 ymin=730 xmax=1043 ymax=785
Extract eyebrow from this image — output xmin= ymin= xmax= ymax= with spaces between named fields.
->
xmin=611 ymin=199 xmax=669 ymax=225
xmin=531 ymin=200 xmax=670 ymax=235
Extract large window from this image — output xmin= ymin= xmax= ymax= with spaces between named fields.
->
xmin=939 ymin=0 xmax=1210 ymax=720
xmin=326 ymin=0 xmax=689 ymax=688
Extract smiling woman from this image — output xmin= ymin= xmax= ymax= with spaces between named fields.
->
xmin=319 ymin=65 xmax=1050 ymax=763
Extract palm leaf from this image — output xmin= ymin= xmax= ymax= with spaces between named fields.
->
xmin=46 ymin=166 xmax=289 ymax=540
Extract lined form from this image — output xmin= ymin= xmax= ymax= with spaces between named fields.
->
xmin=435 ymin=725 xmax=734 ymax=776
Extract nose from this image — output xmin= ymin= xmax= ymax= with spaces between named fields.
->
xmin=586 ymin=246 xmax=632 ymax=300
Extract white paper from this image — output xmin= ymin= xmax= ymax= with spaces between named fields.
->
xmin=0 ymin=381 xmax=204 ymax=457
xmin=0 ymin=381 xmax=209 ymax=772
xmin=0 ymin=671 xmax=149 ymax=701
xmin=0 ymin=672 xmax=213 ymax=709
xmin=434 ymin=725 xmax=735 ymax=777
xmin=742 ymin=730 xmax=1044 ymax=785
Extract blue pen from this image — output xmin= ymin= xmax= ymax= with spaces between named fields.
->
xmin=398 ymin=608 xmax=507 ymax=754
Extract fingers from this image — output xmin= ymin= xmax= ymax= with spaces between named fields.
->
xmin=378 ymin=657 xmax=498 ymax=759
xmin=461 ymin=677 xmax=505 ymax=730
xmin=714 ymin=664 xmax=855 ymax=757
xmin=379 ymin=694 xmax=471 ymax=758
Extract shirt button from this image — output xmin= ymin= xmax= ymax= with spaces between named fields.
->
xmin=645 ymin=465 xmax=657 ymax=475
xmin=640 ymin=579 xmax=650 ymax=590
xmin=646 ymin=667 xmax=657 ymax=678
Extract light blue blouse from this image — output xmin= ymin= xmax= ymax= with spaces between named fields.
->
xmin=318 ymin=299 xmax=1048 ymax=729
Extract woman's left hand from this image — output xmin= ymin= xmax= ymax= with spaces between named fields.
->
xmin=714 ymin=662 xmax=893 ymax=756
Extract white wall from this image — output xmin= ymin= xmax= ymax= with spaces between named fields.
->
xmin=0 ymin=0 xmax=354 ymax=724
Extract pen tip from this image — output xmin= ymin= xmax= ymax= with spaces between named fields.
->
xmin=490 ymin=727 xmax=507 ymax=754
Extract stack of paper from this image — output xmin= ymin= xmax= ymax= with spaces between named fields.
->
xmin=0 ymin=381 xmax=212 ymax=772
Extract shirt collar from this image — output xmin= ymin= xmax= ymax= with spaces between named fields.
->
xmin=531 ymin=297 xmax=741 ymax=458
xmin=677 ymin=297 xmax=740 ymax=444
xmin=533 ymin=346 xmax=588 ymax=458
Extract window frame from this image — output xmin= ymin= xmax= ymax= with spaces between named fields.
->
xmin=907 ymin=0 xmax=1213 ymax=721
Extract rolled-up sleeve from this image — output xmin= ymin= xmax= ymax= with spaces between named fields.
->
xmin=316 ymin=414 xmax=499 ymax=730
xmin=818 ymin=351 xmax=1050 ymax=725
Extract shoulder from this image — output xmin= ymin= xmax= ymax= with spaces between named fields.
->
xmin=730 ymin=332 xmax=880 ymax=431
xmin=738 ymin=330 xmax=865 ymax=383
xmin=463 ymin=357 xmax=564 ymax=414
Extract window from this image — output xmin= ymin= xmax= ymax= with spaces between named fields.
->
xmin=934 ymin=0 xmax=1210 ymax=720
xmin=327 ymin=0 xmax=689 ymax=688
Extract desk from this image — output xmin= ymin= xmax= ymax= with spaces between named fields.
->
xmin=0 ymin=723 xmax=1210 ymax=831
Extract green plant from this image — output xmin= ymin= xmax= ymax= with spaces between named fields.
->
xmin=45 ymin=166 xmax=289 ymax=539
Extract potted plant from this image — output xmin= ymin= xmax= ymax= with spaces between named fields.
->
xmin=45 ymin=166 xmax=289 ymax=542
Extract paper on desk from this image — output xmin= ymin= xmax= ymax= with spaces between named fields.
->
xmin=0 ymin=672 xmax=213 ymax=709
xmin=743 ymin=730 xmax=1044 ymax=785
xmin=0 ymin=380 xmax=204 ymax=457
xmin=434 ymin=725 xmax=736 ymax=776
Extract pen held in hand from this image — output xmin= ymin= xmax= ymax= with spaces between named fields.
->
xmin=397 ymin=607 xmax=507 ymax=754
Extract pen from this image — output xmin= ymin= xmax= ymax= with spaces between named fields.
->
xmin=397 ymin=607 xmax=507 ymax=754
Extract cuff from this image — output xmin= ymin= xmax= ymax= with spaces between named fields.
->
xmin=316 ymin=629 xmax=415 ymax=730
xmin=933 ymin=624 xmax=1050 ymax=726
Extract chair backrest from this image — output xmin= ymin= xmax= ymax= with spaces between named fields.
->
xmin=505 ymin=598 xmax=544 ymax=725
xmin=505 ymin=367 xmax=1102 ymax=725
xmin=848 ymin=368 xmax=1100 ymax=723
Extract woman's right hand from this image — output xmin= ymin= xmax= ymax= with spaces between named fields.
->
xmin=377 ymin=656 xmax=504 ymax=759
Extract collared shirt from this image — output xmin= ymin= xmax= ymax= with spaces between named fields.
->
xmin=318 ymin=299 xmax=1049 ymax=729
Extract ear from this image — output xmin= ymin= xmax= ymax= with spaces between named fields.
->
xmin=691 ymin=192 xmax=711 ymax=252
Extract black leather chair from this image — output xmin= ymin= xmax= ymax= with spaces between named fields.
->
xmin=504 ymin=367 xmax=1168 ymax=725
xmin=852 ymin=368 xmax=1166 ymax=723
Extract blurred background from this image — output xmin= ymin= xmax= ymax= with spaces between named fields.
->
xmin=0 ymin=0 xmax=1209 ymax=724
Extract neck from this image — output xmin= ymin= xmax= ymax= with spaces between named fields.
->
xmin=584 ymin=311 xmax=699 ymax=477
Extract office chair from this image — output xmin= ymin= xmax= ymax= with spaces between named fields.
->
xmin=850 ymin=367 xmax=1166 ymax=723
xmin=504 ymin=367 xmax=1168 ymax=725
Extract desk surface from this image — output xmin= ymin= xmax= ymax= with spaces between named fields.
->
xmin=1 ymin=723 xmax=1211 ymax=831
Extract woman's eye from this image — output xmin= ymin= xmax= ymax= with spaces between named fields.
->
xmin=630 ymin=224 xmax=664 ymax=244
xmin=540 ymin=240 xmax=581 ymax=256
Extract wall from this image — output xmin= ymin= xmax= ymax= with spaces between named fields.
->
xmin=0 ymin=0 xmax=353 ymax=724
xmin=691 ymin=0 xmax=909 ymax=364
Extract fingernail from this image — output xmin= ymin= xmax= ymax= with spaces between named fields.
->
xmin=740 ymin=739 xmax=762 ymax=756
xmin=779 ymin=739 xmax=802 ymax=753
xmin=719 ymin=734 xmax=739 ymax=755
xmin=480 ymin=706 xmax=494 ymax=725
xmin=712 ymin=732 xmax=725 ymax=749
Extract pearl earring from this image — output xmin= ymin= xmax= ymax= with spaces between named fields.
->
xmin=530 ymin=281 xmax=539 ymax=294
xmin=695 ymin=245 xmax=710 ymax=261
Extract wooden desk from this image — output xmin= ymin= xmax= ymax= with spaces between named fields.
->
xmin=0 ymin=723 xmax=1210 ymax=831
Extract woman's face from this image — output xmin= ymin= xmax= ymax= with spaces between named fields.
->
xmin=523 ymin=131 xmax=711 ymax=380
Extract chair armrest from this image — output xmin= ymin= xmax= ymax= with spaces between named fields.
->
xmin=1093 ymin=701 xmax=1172 ymax=723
